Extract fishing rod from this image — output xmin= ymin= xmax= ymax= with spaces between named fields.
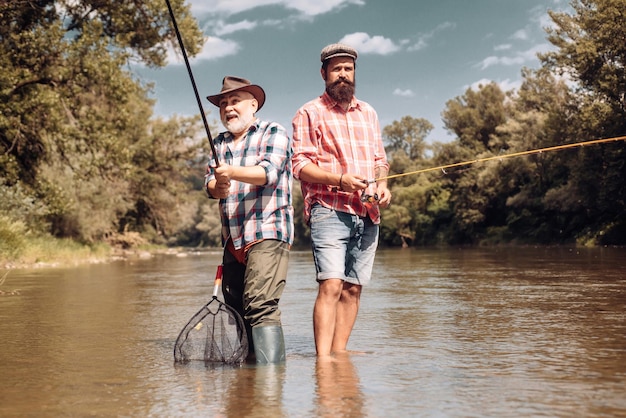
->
xmin=368 ymin=135 xmax=626 ymax=184
xmin=164 ymin=0 xmax=219 ymax=166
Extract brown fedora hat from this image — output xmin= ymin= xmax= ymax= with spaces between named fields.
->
xmin=206 ymin=76 xmax=266 ymax=110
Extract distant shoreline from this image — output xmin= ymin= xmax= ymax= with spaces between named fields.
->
xmin=1 ymin=247 xmax=224 ymax=270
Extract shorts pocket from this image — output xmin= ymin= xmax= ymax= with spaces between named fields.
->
xmin=310 ymin=204 xmax=336 ymax=224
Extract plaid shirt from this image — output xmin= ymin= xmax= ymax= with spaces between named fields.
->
xmin=292 ymin=92 xmax=389 ymax=224
xmin=205 ymin=119 xmax=293 ymax=250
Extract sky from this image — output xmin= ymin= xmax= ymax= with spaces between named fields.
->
xmin=135 ymin=0 xmax=571 ymax=143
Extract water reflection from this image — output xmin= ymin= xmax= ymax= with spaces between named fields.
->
xmin=225 ymin=365 xmax=286 ymax=418
xmin=315 ymin=353 xmax=364 ymax=418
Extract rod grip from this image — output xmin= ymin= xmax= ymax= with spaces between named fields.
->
xmin=212 ymin=264 xmax=223 ymax=297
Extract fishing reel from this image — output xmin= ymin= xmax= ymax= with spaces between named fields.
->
xmin=360 ymin=191 xmax=379 ymax=204
xmin=359 ymin=178 xmax=379 ymax=204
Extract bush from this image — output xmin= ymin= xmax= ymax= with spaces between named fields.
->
xmin=0 ymin=215 xmax=28 ymax=260
xmin=0 ymin=181 xmax=50 ymax=234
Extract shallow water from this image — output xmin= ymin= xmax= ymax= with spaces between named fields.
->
xmin=0 ymin=247 xmax=624 ymax=417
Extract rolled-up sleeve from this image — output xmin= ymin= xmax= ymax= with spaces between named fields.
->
xmin=258 ymin=123 xmax=291 ymax=186
xmin=291 ymin=108 xmax=319 ymax=179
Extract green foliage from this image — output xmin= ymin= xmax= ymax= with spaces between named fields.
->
xmin=2 ymin=0 xmax=626 ymax=262
xmin=189 ymin=198 xmax=222 ymax=247
xmin=0 ymin=216 xmax=28 ymax=260
xmin=540 ymin=0 xmax=626 ymax=244
xmin=291 ymin=181 xmax=310 ymax=248
xmin=0 ymin=0 xmax=209 ymax=249
xmin=442 ymin=82 xmax=511 ymax=152
xmin=375 ymin=0 xmax=626 ymax=247
xmin=120 ymin=115 xmax=207 ymax=242
xmin=383 ymin=116 xmax=433 ymax=160
xmin=0 ymin=180 xmax=51 ymax=233
xmin=543 ymin=0 xmax=626 ymax=123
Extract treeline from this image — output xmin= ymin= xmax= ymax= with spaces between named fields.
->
xmin=380 ymin=0 xmax=626 ymax=246
xmin=1 ymin=1 xmax=625 ymax=262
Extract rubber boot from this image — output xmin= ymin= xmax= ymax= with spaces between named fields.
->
xmin=252 ymin=325 xmax=286 ymax=364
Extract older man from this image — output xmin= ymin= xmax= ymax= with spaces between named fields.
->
xmin=205 ymin=76 xmax=293 ymax=363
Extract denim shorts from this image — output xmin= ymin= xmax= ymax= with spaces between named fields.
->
xmin=309 ymin=204 xmax=379 ymax=286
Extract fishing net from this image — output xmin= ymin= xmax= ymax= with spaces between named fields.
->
xmin=174 ymin=266 xmax=248 ymax=365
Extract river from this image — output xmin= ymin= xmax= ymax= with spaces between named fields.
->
xmin=0 ymin=247 xmax=624 ymax=417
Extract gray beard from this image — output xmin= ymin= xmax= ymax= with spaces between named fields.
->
xmin=225 ymin=113 xmax=254 ymax=135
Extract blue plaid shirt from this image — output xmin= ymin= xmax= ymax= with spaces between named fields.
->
xmin=205 ymin=119 xmax=293 ymax=250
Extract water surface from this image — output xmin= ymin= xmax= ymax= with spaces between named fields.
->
xmin=0 ymin=247 xmax=624 ymax=417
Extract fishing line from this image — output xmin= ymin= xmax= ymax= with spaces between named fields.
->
xmin=164 ymin=0 xmax=219 ymax=165
xmin=368 ymin=135 xmax=626 ymax=184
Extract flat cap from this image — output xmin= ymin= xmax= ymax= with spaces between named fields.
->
xmin=320 ymin=43 xmax=358 ymax=62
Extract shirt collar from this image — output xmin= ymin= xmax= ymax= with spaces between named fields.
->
xmin=321 ymin=91 xmax=359 ymax=111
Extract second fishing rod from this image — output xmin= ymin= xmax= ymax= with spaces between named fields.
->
xmin=356 ymin=135 xmax=626 ymax=203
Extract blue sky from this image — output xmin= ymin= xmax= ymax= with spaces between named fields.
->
xmin=135 ymin=0 xmax=570 ymax=143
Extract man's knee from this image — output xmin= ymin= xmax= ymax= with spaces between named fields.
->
xmin=318 ymin=278 xmax=344 ymax=299
xmin=342 ymin=283 xmax=362 ymax=300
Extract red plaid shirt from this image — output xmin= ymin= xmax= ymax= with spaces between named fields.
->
xmin=292 ymin=92 xmax=389 ymax=224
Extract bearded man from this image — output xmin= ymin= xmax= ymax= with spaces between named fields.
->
xmin=291 ymin=44 xmax=391 ymax=358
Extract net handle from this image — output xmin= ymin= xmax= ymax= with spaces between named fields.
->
xmin=212 ymin=265 xmax=223 ymax=298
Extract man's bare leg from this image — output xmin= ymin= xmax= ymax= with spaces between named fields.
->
xmin=313 ymin=278 xmax=343 ymax=357
xmin=331 ymin=282 xmax=361 ymax=353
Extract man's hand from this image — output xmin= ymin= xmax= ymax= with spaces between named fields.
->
xmin=210 ymin=164 xmax=233 ymax=199
xmin=340 ymin=173 xmax=368 ymax=192
xmin=376 ymin=184 xmax=392 ymax=208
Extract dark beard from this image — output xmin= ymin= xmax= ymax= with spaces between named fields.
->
xmin=326 ymin=79 xmax=355 ymax=103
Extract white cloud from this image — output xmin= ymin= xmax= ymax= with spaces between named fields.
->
xmin=478 ymin=55 xmax=525 ymax=69
xmin=468 ymin=78 xmax=522 ymax=93
xmin=407 ymin=21 xmax=456 ymax=52
xmin=497 ymin=79 xmax=523 ymax=92
xmin=407 ymin=39 xmax=427 ymax=52
xmin=212 ymin=19 xmax=258 ymax=36
xmin=197 ymin=37 xmax=241 ymax=60
xmin=477 ymin=43 xmax=551 ymax=70
xmin=393 ymin=88 xmax=415 ymax=98
xmin=261 ymin=18 xmax=283 ymax=26
xmin=190 ymin=0 xmax=364 ymax=17
xmin=167 ymin=37 xmax=240 ymax=64
xmin=494 ymin=44 xmax=512 ymax=51
xmin=530 ymin=4 xmax=560 ymax=31
xmin=339 ymin=32 xmax=400 ymax=55
xmin=511 ymin=29 xmax=529 ymax=41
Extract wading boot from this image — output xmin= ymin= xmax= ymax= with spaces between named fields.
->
xmin=252 ymin=325 xmax=285 ymax=364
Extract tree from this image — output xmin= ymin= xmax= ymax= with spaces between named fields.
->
xmin=0 ymin=1 xmax=208 ymax=244
xmin=378 ymin=115 xmax=450 ymax=246
xmin=438 ymin=83 xmax=512 ymax=243
xmin=442 ymin=82 xmax=511 ymax=153
xmin=1 ymin=0 xmax=203 ymax=182
xmin=489 ymin=68 xmax=575 ymax=243
xmin=121 ymin=115 xmax=207 ymax=243
xmin=543 ymin=0 xmax=626 ymax=129
xmin=383 ymin=116 xmax=432 ymax=161
xmin=541 ymin=0 xmax=626 ymax=244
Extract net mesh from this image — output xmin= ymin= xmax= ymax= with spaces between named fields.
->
xmin=174 ymin=297 xmax=248 ymax=365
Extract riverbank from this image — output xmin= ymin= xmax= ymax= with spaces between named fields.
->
xmin=1 ymin=230 xmax=187 ymax=270
xmin=3 ymin=233 xmax=621 ymax=271
xmin=1 ymin=245 xmax=192 ymax=270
